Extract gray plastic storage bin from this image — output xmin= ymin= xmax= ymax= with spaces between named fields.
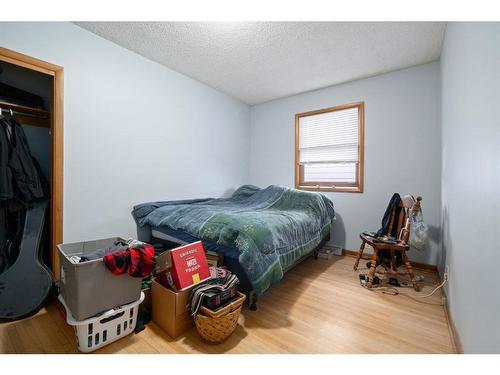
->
xmin=58 ymin=237 xmax=142 ymax=321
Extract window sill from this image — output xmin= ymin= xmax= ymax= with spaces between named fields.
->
xmin=296 ymin=184 xmax=363 ymax=193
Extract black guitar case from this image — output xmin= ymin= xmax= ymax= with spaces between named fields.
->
xmin=0 ymin=199 xmax=53 ymax=320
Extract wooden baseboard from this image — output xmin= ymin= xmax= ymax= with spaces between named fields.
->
xmin=342 ymin=248 xmax=438 ymax=273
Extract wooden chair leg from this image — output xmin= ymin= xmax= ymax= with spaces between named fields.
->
xmin=402 ymin=251 xmax=420 ymax=291
xmin=367 ymin=249 xmax=378 ymax=288
xmin=353 ymin=240 xmax=366 ymax=271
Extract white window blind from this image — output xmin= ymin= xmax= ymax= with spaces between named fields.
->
xmin=298 ymin=107 xmax=359 ymax=184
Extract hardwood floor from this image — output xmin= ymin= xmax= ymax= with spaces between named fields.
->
xmin=0 ymin=256 xmax=455 ymax=354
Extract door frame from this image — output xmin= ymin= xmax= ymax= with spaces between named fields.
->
xmin=0 ymin=47 xmax=64 ymax=279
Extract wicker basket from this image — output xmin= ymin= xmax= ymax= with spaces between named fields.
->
xmin=195 ymin=292 xmax=246 ymax=343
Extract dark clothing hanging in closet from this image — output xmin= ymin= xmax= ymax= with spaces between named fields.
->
xmin=0 ymin=117 xmax=46 ymax=203
xmin=0 ymin=121 xmax=14 ymax=201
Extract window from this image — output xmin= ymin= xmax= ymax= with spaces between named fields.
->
xmin=295 ymin=102 xmax=364 ymax=193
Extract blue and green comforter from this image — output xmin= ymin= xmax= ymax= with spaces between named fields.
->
xmin=132 ymin=185 xmax=334 ymax=295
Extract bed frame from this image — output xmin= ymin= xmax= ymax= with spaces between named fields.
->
xmin=246 ymin=232 xmax=330 ymax=310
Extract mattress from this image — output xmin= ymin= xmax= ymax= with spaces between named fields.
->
xmin=150 ymin=226 xmax=254 ymax=293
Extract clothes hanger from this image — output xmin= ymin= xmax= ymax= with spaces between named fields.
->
xmin=0 ymin=107 xmax=14 ymax=118
xmin=0 ymin=108 xmax=15 ymax=140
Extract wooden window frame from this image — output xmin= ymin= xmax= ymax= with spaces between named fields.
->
xmin=295 ymin=101 xmax=364 ymax=193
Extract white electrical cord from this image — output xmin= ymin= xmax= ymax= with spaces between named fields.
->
xmin=411 ymin=277 xmax=447 ymax=299
xmin=360 ymin=270 xmax=448 ymax=304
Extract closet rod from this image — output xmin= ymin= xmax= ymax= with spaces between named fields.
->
xmin=0 ymin=100 xmax=51 ymax=128
xmin=0 ymin=108 xmax=49 ymax=119
xmin=0 ymin=101 xmax=50 ymax=117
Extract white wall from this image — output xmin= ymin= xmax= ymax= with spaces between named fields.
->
xmin=249 ymin=62 xmax=442 ymax=265
xmin=0 ymin=22 xmax=250 ymax=243
xmin=440 ymin=22 xmax=500 ymax=353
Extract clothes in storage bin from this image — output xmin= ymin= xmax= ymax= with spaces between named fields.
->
xmin=78 ymin=243 xmax=127 ymax=262
xmin=57 ymin=237 xmax=143 ymax=321
xmin=75 ymin=239 xmax=156 ymax=278
xmin=102 ymin=241 xmax=155 ymax=277
xmin=70 ymin=241 xmax=128 ymax=263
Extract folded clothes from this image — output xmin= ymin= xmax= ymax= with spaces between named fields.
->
xmin=189 ymin=268 xmax=239 ymax=316
xmin=209 ymin=265 xmax=230 ymax=279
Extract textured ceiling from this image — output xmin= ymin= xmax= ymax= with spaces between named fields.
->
xmin=75 ymin=22 xmax=446 ymax=105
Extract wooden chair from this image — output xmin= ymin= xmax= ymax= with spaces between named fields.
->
xmin=353 ymin=196 xmax=422 ymax=291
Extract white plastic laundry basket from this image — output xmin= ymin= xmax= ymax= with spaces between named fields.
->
xmin=58 ymin=292 xmax=144 ymax=353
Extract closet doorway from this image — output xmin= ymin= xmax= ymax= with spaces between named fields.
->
xmin=0 ymin=47 xmax=63 ymax=280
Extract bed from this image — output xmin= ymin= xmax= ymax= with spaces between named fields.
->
xmin=132 ymin=185 xmax=334 ymax=309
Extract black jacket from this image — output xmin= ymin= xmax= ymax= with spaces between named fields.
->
xmin=376 ymin=193 xmax=404 ymax=267
xmin=0 ymin=117 xmax=45 ymax=202
xmin=0 ymin=120 xmax=14 ymax=201
xmin=376 ymin=193 xmax=402 ymax=237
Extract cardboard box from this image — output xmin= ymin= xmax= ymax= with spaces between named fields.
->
xmin=154 ymin=249 xmax=172 ymax=274
xmin=317 ymin=246 xmax=342 ymax=260
xmin=206 ymin=250 xmax=223 ymax=267
xmin=151 ymin=277 xmax=195 ymax=338
xmin=317 ymin=248 xmax=335 ymax=260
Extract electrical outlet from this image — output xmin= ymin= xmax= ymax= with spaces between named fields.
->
xmin=444 ymin=265 xmax=450 ymax=281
